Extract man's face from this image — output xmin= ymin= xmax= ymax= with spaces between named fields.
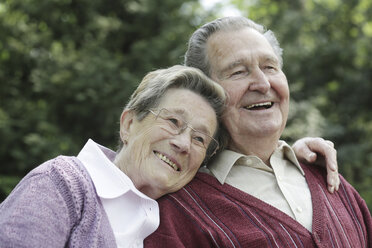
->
xmin=207 ymin=27 xmax=289 ymax=152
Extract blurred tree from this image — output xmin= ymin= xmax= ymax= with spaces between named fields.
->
xmin=1 ymin=0 xmax=371 ymax=212
xmin=231 ymin=0 xmax=372 ymax=209
xmin=0 ymin=0 xmax=211 ymax=198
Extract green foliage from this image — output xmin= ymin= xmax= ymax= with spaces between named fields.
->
xmin=0 ymin=0 xmax=207 ymax=199
xmin=1 ymin=0 xmax=371 ymax=213
xmin=232 ymin=0 xmax=372 ymax=210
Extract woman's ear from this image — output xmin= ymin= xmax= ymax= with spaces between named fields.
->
xmin=120 ymin=110 xmax=135 ymax=144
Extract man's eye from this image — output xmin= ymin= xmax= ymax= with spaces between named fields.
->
xmin=264 ymin=65 xmax=276 ymax=71
xmin=231 ymin=70 xmax=244 ymax=76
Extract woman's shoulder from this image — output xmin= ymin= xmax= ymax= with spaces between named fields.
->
xmin=25 ymin=156 xmax=98 ymax=219
xmin=24 ymin=156 xmax=96 ymax=205
xmin=26 ymin=156 xmax=83 ymax=182
xmin=31 ymin=155 xmax=87 ymax=179
xmin=37 ymin=155 xmax=94 ymax=192
xmin=0 ymin=156 xmax=102 ymax=246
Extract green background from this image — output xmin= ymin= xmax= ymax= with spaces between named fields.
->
xmin=0 ymin=0 xmax=371 ymax=211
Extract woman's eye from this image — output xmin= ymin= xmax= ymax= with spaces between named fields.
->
xmin=193 ymin=136 xmax=205 ymax=145
xmin=167 ymin=118 xmax=179 ymax=126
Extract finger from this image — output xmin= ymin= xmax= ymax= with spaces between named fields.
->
xmin=326 ymin=165 xmax=339 ymax=193
xmin=306 ymin=151 xmax=317 ymax=163
xmin=305 ymin=138 xmax=337 ymax=171
xmin=335 ymin=174 xmax=340 ymax=191
xmin=292 ymin=137 xmax=340 ymax=193
xmin=300 ymin=138 xmax=340 ymax=193
xmin=309 ymin=139 xmax=339 ymax=192
xmin=292 ymin=138 xmax=317 ymax=163
xmin=325 ymin=140 xmax=334 ymax=148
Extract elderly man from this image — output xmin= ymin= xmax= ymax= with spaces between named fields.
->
xmin=145 ymin=17 xmax=371 ymax=247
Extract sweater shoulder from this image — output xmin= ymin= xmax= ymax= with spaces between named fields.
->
xmin=32 ymin=155 xmax=94 ymax=193
xmin=29 ymin=155 xmax=97 ymax=221
xmin=32 ymin=155 xmax=87 ymax=178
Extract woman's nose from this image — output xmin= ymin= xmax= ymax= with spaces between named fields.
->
xmin=170 ymin=131 xmax=192 ymax=154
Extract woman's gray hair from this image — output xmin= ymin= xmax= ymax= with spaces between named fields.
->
xmin=120 ymin=65 xmax=227 ymax=160
xmin=184 ymin=16 xmax=283 ymax=76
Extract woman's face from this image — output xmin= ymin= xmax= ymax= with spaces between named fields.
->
xmin=119 ymin=88 xmax=218 ymax=199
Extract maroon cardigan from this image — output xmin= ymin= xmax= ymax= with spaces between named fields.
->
xmin=145 ymin=164 xmax=371 ymax=248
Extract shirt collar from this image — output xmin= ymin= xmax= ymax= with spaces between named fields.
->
xmin=207 ymin=140 xmax=304 ymax=184
xmin=77 ymin=139 xmax=135 ymax=199
xmin=275 ymin=140 xmax=304 ymax=174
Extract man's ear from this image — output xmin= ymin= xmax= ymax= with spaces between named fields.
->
xmin=119 ymin=110 xmax=135 ymax=144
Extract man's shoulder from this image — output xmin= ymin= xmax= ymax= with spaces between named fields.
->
xmin=157 ymin=172 xmax=222 ymax=206
xmin=300 ymin=162 xmax=366 ymax=208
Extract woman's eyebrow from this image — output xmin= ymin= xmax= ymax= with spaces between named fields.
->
xmin=170 ymin=108 xmax=213 ymax=135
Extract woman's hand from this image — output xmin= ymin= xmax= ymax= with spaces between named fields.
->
xmin=292 ymin=137 xmax=339 ymax=193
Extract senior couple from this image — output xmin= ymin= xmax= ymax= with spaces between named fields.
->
xmin=0 ymin=16 xmax=370 ymax=247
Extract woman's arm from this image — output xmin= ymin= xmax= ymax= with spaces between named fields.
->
xmin=0 ymin=170 xmax=71 ymax=247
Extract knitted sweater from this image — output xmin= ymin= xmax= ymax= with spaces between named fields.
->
xmin=0 ymin=156 xmax=117 ymax=248
xmin=144 ymin=164 xmax=371 ymax=248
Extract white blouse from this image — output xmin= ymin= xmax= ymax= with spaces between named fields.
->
xmin=77 ymin=139 xmax=159 ymax=248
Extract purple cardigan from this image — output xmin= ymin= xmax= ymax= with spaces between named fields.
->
xmin=0 ymin=156 xmax=117 ymax=248
xmin=144 ymin=164 xmax=372 ymax=247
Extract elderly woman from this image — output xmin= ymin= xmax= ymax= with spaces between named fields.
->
xmin=0 ymin=65 xmax=338 ymax=248
xmin=0 ymin=65 xmax=226 ymax=248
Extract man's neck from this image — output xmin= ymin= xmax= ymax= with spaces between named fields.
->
xmin=228 ymin=137 xmax=279 ymax=167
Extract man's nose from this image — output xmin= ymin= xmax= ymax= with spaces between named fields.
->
xmin=170 ymin=130 xmax=192 ymax=154
xmin=248 ymin=68 xmax=270 ymax=93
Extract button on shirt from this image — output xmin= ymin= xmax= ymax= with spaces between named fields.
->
xmin=201 ymin=141 xmax=313 ymax=231
xmin=77 ymin=139 xmax=159 ymax=248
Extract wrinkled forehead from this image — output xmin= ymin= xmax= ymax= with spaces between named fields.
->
xmin=157 ymin=88 xmax=217 ymax=135
xmin=206 ymin=28 xmax=277 ymax=74
xmin=208 ymin=27 xmax=273 ymax=51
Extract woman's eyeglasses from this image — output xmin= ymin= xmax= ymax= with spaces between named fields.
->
xmin=149 ymin=108 xmax=219 ymax=159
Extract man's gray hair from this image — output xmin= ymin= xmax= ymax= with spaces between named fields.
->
xmin=184 ymin=16 xmax=283 ymax=76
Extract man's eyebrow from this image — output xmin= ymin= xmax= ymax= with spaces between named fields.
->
xmin=223 ymin=59 xmax=246 ymax=72
xmin=220 ymin=54 xmax=279 ymax=73
xmin=217 ymin=59 xmax=246 ymax=78
xmin=262 ymin=55 xmax=279 ymax=64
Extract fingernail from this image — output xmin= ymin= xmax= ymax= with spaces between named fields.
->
xmin=309 ymin=153 xmax=316 ymax=161
xmin=328 ymin=186 xmax=334 ymax=193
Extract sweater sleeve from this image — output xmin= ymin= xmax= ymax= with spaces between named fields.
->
xmin=0 ymin=163 xmax=72 ymax=247
xmin=357 ymin=191 xmax=372 ymax=248
xmin=340 ymin=176 xmax=372 ymax=247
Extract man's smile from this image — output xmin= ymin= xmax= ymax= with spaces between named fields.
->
xmin=244 ymin=101 xmax=273 ymax=110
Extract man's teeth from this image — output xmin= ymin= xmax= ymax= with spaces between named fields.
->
xmin=245 ymin=102 xmax=272 ymax=110
xmin=155 ymin=152 xmax=179 ymax=171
